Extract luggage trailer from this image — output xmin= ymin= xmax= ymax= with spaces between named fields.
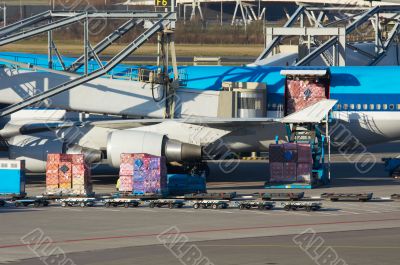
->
xmin=237 ymin=200 xmax=275 ymax=210
xmin=281 ymin=201 xmax=322 ymax=211
xmin=59 ymin=197 xmax=96 ymax=207
xmin=321 ymin=193 xmax=373 ymax=202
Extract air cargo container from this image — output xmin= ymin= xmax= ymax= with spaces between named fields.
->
xmin=0 ymin=159 xmax=25 ymax=196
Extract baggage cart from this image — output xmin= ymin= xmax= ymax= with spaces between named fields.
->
xmin=192 ymin=200 xmax=229 ymax=209
xmin=391 ymin=194 xmax=400 ymax=200
xmin=321 ymin=193 xmax=373 ymax=202
xmin=59 ymin=197 xmax=96 ymax=207
xmin=14 ymin=197 xmax=50 ymax=207
xmin=237 ymin=200 xmax=275 ymax=210
xmin=261 ymin=192 xmax=304 ymax=201
xmin=148 ymin=199 xmax=185 ymax=209
xmin=281 ymin=201 xmax=322 ymax=211
xmin=103 ymin=198 xmax=140 ymax=208
xmin=184 ymin=192 xmax=236 ymax=200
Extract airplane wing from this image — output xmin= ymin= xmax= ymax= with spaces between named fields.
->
xmin=90 ymin=100 xmax=337 ymax=129
xmin=281 ymin=99 xmax=338 ymax=123
xmin=89 ymin=117 xmax=279 ymax=129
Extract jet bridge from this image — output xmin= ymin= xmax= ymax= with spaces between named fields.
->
xmin=257 ymin=5 xmax=400 ymax=66
xmin=0 ymin=8 xmax=177 ymax=118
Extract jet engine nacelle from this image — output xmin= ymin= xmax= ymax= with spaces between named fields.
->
xmin=8 ymin=135 xmax=102 ymax=172
xmin=106 ymin=130 xmax=202 ymax=168
xmin=8 ymin=135 xmax=64 ymax=172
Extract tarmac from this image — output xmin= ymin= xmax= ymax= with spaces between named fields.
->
xmin=0 ymin=142 xmax=400 ymax=265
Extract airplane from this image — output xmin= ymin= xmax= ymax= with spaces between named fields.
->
xmin=0 ymin=55 xmax=398 ymax=174
xmin=0 ymin=3 xmax=398 ymax=175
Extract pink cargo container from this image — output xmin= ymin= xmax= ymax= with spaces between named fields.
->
xmin=269 ymin=162 xmax=284 ymax=182
xmin=283 ymin=162 xmax=297 ymax=182
xmin=119 ymin=176 xmax=133 ymax=192
xmin=297 ymin=163 xmax=313 ymax=183
xmin=297 ymin=143 xmax=313 ymax=163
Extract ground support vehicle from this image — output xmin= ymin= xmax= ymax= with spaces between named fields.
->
xmin=281 ymin=201 xmax=322 ymax=211
xmin=148 ymin=199 xmax=185 ymax=208
xmin=14 ymin=197 xmax=50 ymax=207
xmin=103 ymin=198 xmax=140 ymax=208
xmin=59 ymin=197 xmax=96 ymax=207
xmin=321 ymin=193 xmax=373 ymax=202
xmin=261 ymin=192 xmax=304 ymax=201
xmin=192 ymin=200 xmax=229 ymax=209
xmin=237 ymin=200 xmax=275 ymax=210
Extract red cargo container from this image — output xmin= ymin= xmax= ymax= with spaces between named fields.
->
xmin=285 ymin=76 xmax=329 ymax=115
xmin=46 ymin=154 xmax=92 ymax=195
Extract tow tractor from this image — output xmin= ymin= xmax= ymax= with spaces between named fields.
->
xmin=237 ymin=200 xmax=275 ymax=210
xmin=59 ymin=197 xmax=96 ymax=207
xmin=281 ymin=201 xmax=322 ymax=211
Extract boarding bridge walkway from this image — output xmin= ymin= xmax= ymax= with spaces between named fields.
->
xmin=0 ymin=12 xmax=176 ymax=118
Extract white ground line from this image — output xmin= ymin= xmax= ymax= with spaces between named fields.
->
xmin=338 ymin=210 xmax=362 ymax=215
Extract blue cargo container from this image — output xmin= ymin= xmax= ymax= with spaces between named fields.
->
xmin=0 ymin=160 xmax=25 ymax=196
xmin=167 ymin=174 xmax=206 ymax=196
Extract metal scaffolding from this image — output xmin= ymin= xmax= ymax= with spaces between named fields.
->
xmin=256 ymin=5 xmax=400 ymax=66
xmin=0 ymin=9 xmax=177 ymax=118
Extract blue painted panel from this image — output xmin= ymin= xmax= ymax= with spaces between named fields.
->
xmin=0 ymin=169 xmax=25 ymax=195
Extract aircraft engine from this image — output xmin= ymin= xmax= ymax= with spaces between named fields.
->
xmin=107 ymin=130 xmax=202 ymax=168
xmin=8 ymin=135 xmax=102 ymax=172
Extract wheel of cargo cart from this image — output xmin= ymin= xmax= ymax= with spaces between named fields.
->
xmin=105 ymin=202 xmax=111 ymax=208
xmin=80 ymin=202 xmax=86 ymax=208
xmin=306 ymin=206 xmax=312 ymax=212
xmin=265 ymin=205 xmax=273 ymax=210
xmin=23 ymin=202 xmax=29 ymax=207
xmin=246 ymin=205 xmax=251 ymax=209
xmin=43 ymin=201 xmax=49 ymax=207
xmin=284 ymin=205 xmax=291 ymax=211
xmin=222 ymin=204 xmax=227 ymax=209
xmin=202 ymin=204 xmax=208 ymax=209
xmin=193 ymin=203 xmax=199 ymax=209
xmin=156 ymin=204 xmax=162 ymax=208
xmin=15 ymin=202 xmax=21 ymax=207
xmin=33 ymin=201 xmax=41 ymax=208
xmin=239 ymin=204 xmax=245 ymax=210
xmin=168 ymin=203 xmax=174 ymax=209
xmin=124 ymin=202 xmax=130 ymax=208
xmin=113 ymin=203 xmax=118 ymax=207
xmin=330 ymin=198 xmax=339 ymax=202
xmin=61 ymin=201 xmax=67 ymax=207
xmin=177 ymin=204 xmax=183 ymax=208
xmin=149 ymin=202 xmax=155 ymax=208
xmin=212 ymin=204 xmax=218 ymax=209
xmin=0 ymin=201 xmax=4 ymax=207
